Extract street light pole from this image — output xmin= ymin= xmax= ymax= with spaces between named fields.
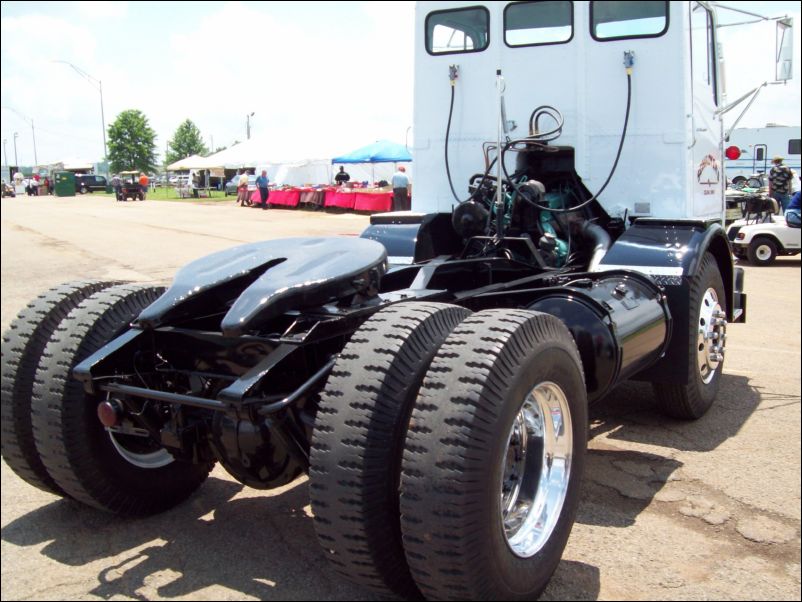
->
xmin=31 ymin=119 xmax=38 ymax=165
xmin=13 ymin=132 xmax=19 ymax=169
xmin=54 ymin=60 xmax=107 ymax=160
xmin=405 ymin=126 xmax=412 ymax=151
xmin=246 ymin=112 xmax=255 ymax=140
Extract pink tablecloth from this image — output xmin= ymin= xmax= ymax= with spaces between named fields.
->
xmin=353 ymin=192 xmax=392 ymax=212
xmin=269 ymin=189 xmax=301 ymax=207
xmin=325 ymin=190 xmax=356 ymax=209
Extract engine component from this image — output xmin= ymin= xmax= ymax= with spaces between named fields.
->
xmin=452 ymin=199 xmax=490 ymax=238
xmin=211 ymin=410 xmax=304 ymax=489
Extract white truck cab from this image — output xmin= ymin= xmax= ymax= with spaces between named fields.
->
xmin=413 ymin=1 xmax=725 ymax=221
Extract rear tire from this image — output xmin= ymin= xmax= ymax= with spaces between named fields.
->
xmin=747 ymin=237 xmax=778 ymax=266
xmin=653 ymin=252 xmax=727 ymax=419
xmin=310 ymin=302 xmax=471 ymax=598
xmin=1 ymin=281 xmax=121 ymax=494
xmin=31 ymin=284 xmax=213 ymax=516
xmin=400 ymin=310 xmax=588 ymax=600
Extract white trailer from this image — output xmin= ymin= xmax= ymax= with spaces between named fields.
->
xmin=724 ymin=125 xmax=801 ymax=188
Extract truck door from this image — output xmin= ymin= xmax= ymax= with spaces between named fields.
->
xmin=690 ymin=1 xmax=722 ymax=217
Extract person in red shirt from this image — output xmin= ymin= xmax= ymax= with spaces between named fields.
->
xmin=139 ymin=173 xmax=149 ymax=200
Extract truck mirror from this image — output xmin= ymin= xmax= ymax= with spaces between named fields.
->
xmin=776 ymin=17 xmax=793 ymax=81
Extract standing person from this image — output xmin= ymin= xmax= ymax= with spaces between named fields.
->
xmin=237 ymin=169 xmax=251 ymax=206
xmin=256 ymin=169 xmax=270 ymax=210
xmin=786 ymin=190 xmax=801 ymax=227
xmin=111 ymin=174 xmax=122 ymax=201
xmin=139 ymin=172 xmax=149 ymax=200
xmin=768 ymin=155 xmax=794 ymax=211
xmin=334 ymin=166 xmax=350 ymax=186
xmin=30 ymin=176 xmax=39 ymax=196
xmin=391 ymin=165 xmax=411 ymax=211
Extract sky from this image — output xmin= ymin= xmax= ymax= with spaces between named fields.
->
xmin=0 ymin=1 xmax=800 ymax=168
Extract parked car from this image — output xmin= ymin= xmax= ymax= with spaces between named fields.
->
xmin=75 ymin=174 xmax=108 ymax=194
xmin=225 ymin=174 xmax=256 ymax=196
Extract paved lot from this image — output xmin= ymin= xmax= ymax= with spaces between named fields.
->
xmin=1 ymin=195 xmax=800 ymax=601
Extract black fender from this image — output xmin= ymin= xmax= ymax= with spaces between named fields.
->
xmin=594 ymin=218 xmax=745 ymax=384
xmin=360 ymin=212 xmax=462 ymax=264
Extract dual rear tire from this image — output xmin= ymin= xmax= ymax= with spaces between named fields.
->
xmin=1 ymin=283 xmax=211 ymax=516
xmin=310 ymin=303 xmax=588 ymax=600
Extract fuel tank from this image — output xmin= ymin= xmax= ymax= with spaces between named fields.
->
xmin=529 ymin=271 xmax=671 ymax=401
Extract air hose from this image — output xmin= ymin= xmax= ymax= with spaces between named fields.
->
xmin=503 ymin=55 xmax=634 ymax=214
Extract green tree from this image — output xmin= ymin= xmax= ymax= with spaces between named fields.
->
xmin=107 ymin=109 xmax=158 ymax=173
xmin=165 ymin=119 xmax=209 ymax=164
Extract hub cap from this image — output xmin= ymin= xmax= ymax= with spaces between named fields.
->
xmin=697 ymin=288 xmax=727 ymax=384
xmin=754 ymin=244 xmax=773 ymax=262
xmin=500 ymin=382 xmax=572 ymax=558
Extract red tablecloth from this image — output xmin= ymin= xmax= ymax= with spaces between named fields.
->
xmin=325 ymin=190 xmax=356 ymax=209
xmin=269 ymin=189 xmax=301 ymax=207
xmin=353 ymin=192 xmax=392 ymax=212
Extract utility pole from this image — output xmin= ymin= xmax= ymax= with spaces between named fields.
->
xmin=13 ymin=132 xmax=19 ymax=169
xmin=246 ymin=112 xmax=255 ymax=140
xmin=54 ymin=61 xmax=107 ymax=160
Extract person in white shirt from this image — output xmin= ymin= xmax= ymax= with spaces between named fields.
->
xmin=391 ymin=166 xmax=410 ymax=211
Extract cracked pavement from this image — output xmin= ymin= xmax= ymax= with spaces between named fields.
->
xmin=2 ymin=195 xmax=800 ymax=600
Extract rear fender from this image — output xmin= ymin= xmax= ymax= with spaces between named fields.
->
xmin=593 ymin=219 xmax=744 ymax=384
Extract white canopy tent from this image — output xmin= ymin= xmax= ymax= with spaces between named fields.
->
xmin=166 ymin=154 xmax=221 ymax=170
xmin=200 ymin=136 xmax=342 ymax=186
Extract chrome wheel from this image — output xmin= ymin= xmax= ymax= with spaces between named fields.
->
xmin=697 ymin=287 xmax=727 ymax=384
xmin=108 ymin=430 xmax=174 ymax=469
xmin=501 ymin=381 xmax=573 ymax=558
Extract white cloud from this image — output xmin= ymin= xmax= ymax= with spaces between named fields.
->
xmin=73 ymin=1 xmax=128 ymax=20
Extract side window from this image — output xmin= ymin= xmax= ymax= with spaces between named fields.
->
xmin=755 ymin=147 xmax=765 ymax=162
xmin=426 ymin=6 xmax=490 ymax=55
xmin=590 ymin=1 xmax=668 ymax=41
xmin=789 ymin=139 xmax=801 ymax=155
xmin=505 ymin=1 xmax=573 ymax=47
xmin=690 ymin=2 xmax=717 ymax=104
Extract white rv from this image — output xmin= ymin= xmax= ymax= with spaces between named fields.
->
xmin=724 ymin=125 xmax=801 ymax=188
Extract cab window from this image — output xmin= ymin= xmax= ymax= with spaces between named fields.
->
xmin=591 ymin=1 xmax=668 ymax=41
xmin=426 ymin=6 xmax=490 ymax=55
xmin=505 ymin=1 xmax=573 ymax=47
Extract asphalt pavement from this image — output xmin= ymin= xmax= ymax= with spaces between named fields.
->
xmin=1 ymin=195 xmax=799 ymax=600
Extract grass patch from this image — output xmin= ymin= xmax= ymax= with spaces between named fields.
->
xmin=87 ymin=187 xmax=233 ymax=203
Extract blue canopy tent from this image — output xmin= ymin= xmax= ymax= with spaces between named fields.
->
xmin=331 ymin=140 xmax=412 ymax=163
xmin=331 ymin=140 xmax=412 ymax=186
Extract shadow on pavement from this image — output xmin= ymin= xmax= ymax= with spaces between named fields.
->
xmin=541 ymin=560 xmax=601 ymax=601
xmin=589 ymin=374 xmax=761 ymax=452
xmin=572 ymin=373 xmax=761 ymax=530
xmin=2 ymin=476 xmax=370 ymax=600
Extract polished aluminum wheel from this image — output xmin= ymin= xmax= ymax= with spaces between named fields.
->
xmin=108 ymin=431 xmax=174 ymax=469
xmin=500 ymin=381 xmax=572 ymax=558
xmin=697 ymin=287 xmax=727 ymax=384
